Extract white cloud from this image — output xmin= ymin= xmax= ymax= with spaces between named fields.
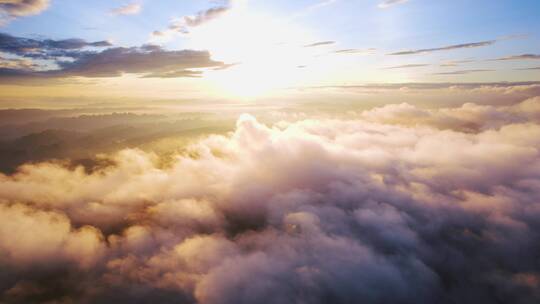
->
xmin=110 ymin=2 xmax=142 ymax=16
xmin=378 ymin=0 xmax=409 ymax=9
xmin=1 ymin=96 xmax=540 ymax=302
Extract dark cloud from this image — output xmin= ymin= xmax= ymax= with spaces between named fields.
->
xmin=0 ymin=44 xmax=225 ymax=81
xmin=383 ymin=63 xmax=429 ymax=69
xmin=388 ymin=40 xmax=496 ymax=55
xmin=0 ymin=32 xmax=112 ymax=59
xmin=304 ymin=41 xmax=335 ymax=48
xmin=55 ymin=46 xmax=223 ymax=77
xmin=494 ymin=54 xmax=540 ymax=61
xmin=518 ymin=66 xmax=540 ymax=70
xmin=1 ymin=97 xmax=540 ymax=303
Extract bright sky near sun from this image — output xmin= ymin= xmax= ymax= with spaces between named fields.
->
xmin=0 ymin=0 xmax=539 ymax=100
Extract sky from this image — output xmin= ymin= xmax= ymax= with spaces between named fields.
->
xmin=0 ymin=0 xmax=539 ymax=103
xmin=3 ymin=1 xmax=540 ymax=304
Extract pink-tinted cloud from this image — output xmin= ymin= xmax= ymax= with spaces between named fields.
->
xmin=1 ymin=98 xmax=540 ymax=303
xmin=110 ymin=2 xmax=142 ymax=16
xmin=0 ymin=0 xmax=49 ymax=24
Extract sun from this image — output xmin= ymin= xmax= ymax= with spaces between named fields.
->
xmin=184 ymin=1 xmax=320 ymax=98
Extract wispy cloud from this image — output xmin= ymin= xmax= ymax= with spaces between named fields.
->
xmin=183 ymin=6 xmax=230 ymax=27
xmin=333 ymin=48 xmax=376 ymax=55
xmin=110 ymin=2 xmax=142 ymax=16
xmin=378 ymin=0 xmax=409 ymax=9
xmin=291 ymin=0 xmax=339 ymax=19
xmin=388 ymin=40 xmax=496 ymax=56
xmin=383 ymin=63 xmax=429 ymax=69
xmin=309 ymin=0 xmax=338 ymax=10
xmin=517 ymin=66 xmax=540 ymax=70
xmin=299 ymin=81 xmax=540 ymax=92
xmin=493 ymin=54 xmax=540 ymax=61
xmin=304 ymin=41 xmax=335 ymax=48
xmin=439 ymin=59 xmax=475 ymax=67
xmin=434 ymin=69 xmax=494 ymax=75
xmin=151 ymin=1 xmax=232 ymax=41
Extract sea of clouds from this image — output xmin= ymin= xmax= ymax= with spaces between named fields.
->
xmin=1 ymin=97 xmax=540 ymax=303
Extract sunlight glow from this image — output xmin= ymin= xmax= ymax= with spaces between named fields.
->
xmin=185 ymin=2 xmax=320 ymax=98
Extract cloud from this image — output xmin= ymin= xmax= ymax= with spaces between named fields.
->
xmin=0 ymin=54 xmax=38 ymax=69
xmin=291 ymin=0 xmax=338 ymax=19
xmin=212 ymin=62 xmax=240 ymax=71
xmin=0 ymin=32 xmax=112 ymax=60
xmin=378 ymin=0 xmax=409 ymax=9
xmin=151 ymin=1 xmax=232 ymax=41
xmin=439 ymin=59 xmax=475 ymax=67
xmin=55 ymin=46 xmax=223 ymax=77
xmin=388 ymin=40 xmax=496 ymax=55
xmin=304 ymin=41 xmax=335 ymax=48
xmin=361 ymin=97 xmax=540 ymax=132
xmin=383 ymin=63 xmax=429 ymax=69
xmin=0 ymin=0 xmax=49 ymax=24
xmin=494 ymin=54 xmax=540 ymax=61
xmin=184 ymin=5 xmax=231 ymax=27
xmin=433 ymin=69 xmax=494 ymax=75
xmin=0 ymin=203 xmax=104 ymax=268
xmin=302 ymin=81 xmax=540 ymax=92
xmin=333 ymin=48 xmax=376 ymax=55
xmin=110 ymin=2 xmax=142 ymax=16
xmin=1 ymin=95 xmax=540 ymax=303
xmin=292 ymin=82 xmax=540 ymax=109
xmin=0 ymin=40 xmax=225 ymax=81
xmin=519 ymin=66 xmax=540 ymax=70
xmin=308 ymin=0 xmax=338 ymax=10
xmin=142 ymin=69 xmax=203 ymax=78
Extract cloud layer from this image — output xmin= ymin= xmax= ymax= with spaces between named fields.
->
xmin=1 ymin=96 xmax=540 ymax=303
